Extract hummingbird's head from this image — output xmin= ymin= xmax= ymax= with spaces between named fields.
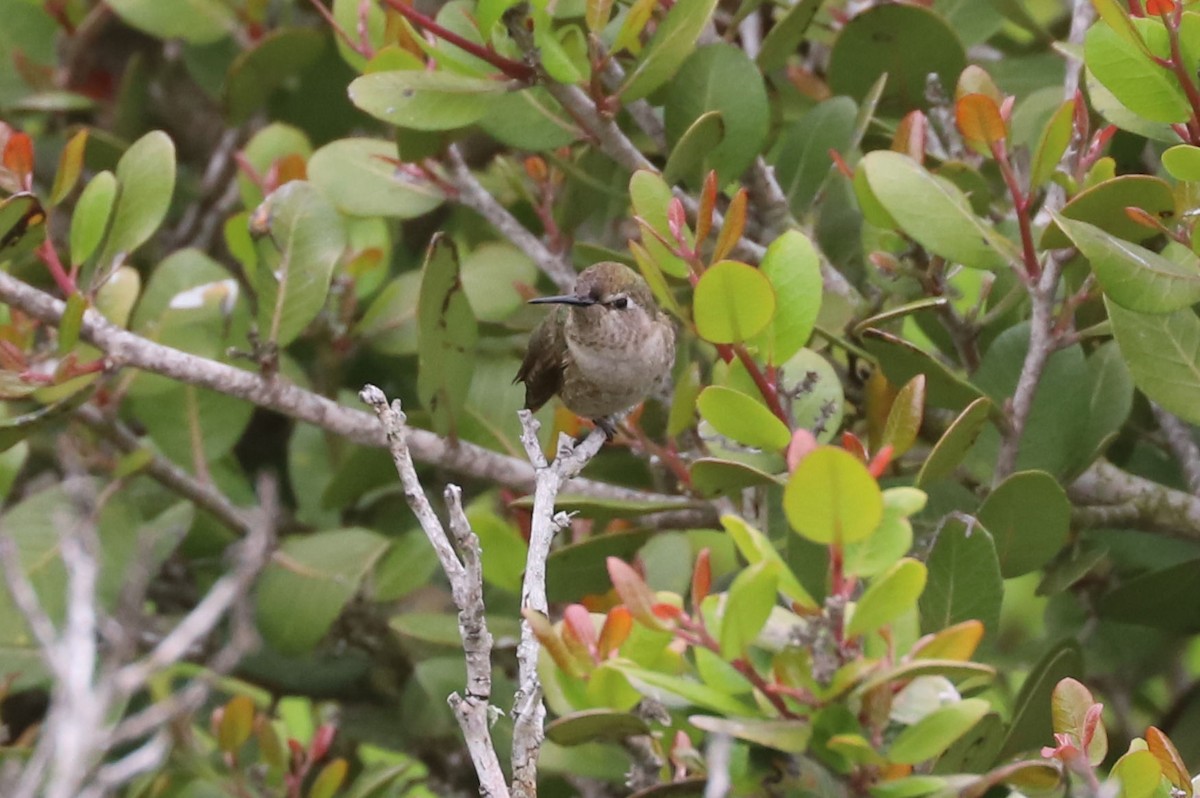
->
xmin=528 ymin=262 xmax=659 ymax=329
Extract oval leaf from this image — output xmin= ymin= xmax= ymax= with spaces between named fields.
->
xmin=784 ymin=446 xmax=883 ymax=545
xmin=693 ymin=260 xmax=776 ymax=344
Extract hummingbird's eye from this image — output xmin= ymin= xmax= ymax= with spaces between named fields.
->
xmin=610 ymin=296 xmax=629 ymax=310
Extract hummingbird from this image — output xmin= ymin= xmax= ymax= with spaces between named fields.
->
xmin=516 ymin=262 xmax=676 ymax=435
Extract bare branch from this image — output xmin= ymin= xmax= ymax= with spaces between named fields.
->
xmin=1069 ymin=461 xmax=1200 ymax=538
xmin=0 ymin=271 xmax=705 ymax=515
xmin=1151 ymin=403 xmax=1200 ymax=495
xmin=361 ymin=386 xmax=510 ymax=798
xmin=445 ymin=145 xmax=576 ymax=292
xmin=511 ymin=410 xmax=606 ymax=798
xmin=75 ymin=403 xmax=252 ymax=536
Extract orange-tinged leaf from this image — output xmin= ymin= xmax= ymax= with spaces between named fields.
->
xmin=909 ymin=620 xmax=984 ymax=661
xmin=891 ymin=110 xmax=926 ymax=163
xmin=711 ymin=188 xmax=747 ymax=263
xmin=3 ymin=132 xmax=34 ymax=190
xmin=955 ymin=65 xmax=1002 ymax=103
xmin=597 ymin=606 xmax=632 ymax=657
xmin=880 ymin=374 xmax=925 ymax=457
xmin=1146 ymin=726 xmax=1192 ymax=796
xmin=1147 ymin=0 xmax=1176 ymax=13
xmin=956 ymin=94 xmax=1006 ymax=155
xmin=523 ymin=608 xmax=584 ymax=675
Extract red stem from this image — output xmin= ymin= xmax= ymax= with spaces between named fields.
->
xmin=381 ymin=0 xmax=536 ymax=82
xmin=991 ymin=140 xmax=1039 ymax=283
xmin=304 ymin=0 xmax=372 ymax=57
xmin=1159 ymin=6 xmax=1200 ymax=145
xmin=37 ymin=240 xmax=76 ymax=295
xmin=715 ymin=344 xmax=789 ymax=428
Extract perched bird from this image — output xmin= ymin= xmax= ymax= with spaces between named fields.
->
xmin=516 ymin=262 xmax=675 ymax=435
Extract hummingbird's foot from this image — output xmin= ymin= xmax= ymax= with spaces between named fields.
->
xmin=594 ymin=416 xmax=618 ymax=441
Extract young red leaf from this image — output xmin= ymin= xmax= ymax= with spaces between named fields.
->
xmin=786 ymin=428 xmax=818 ymax=472
xmin=523 ymin=608 xmax=584 ymax=675
xmin=867 ymin=445 xmax=894 ymax=478
xmin=668 ymin=197 xmax=687 ymax=245
xmin=841 ymin=432 xmax=868 ymax=462
xmin=309 ymin=723 xmax=337 ymax=762
xmin=606 ymin=557 xmax=668 ymax=629
xmin=562 ymin=603 xmax=598 ymax=657
xmin=891 ymin=111 xmax=927 ymax=163
xmin=597 ymin=606 xmax=632 ymax=658
xmin=711 ymin=188 xmax=747 ymax=264
xmin=1147 ymin=0 xmax=1176 ymax=13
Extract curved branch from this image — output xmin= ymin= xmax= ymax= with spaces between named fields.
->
xmin=0 ymin=271 xmax=706 ymax=518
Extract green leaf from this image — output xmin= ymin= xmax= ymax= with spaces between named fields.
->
xmin=254 ymin=181 xmax=347 ymax=348
xmin=0 ymin=389 xmax=93 ymax=453
xmin=348 ymin=70 xmax=505 ymax=131
xmin=308 ymin=760 xmax=348 ymax=798
xmin=919 ymin=517 xmax=1002 ymax=638
xmin=355 ymin=271 xmax=421 ymax=355
xmin=998 ymin=640 xmax=1084 ymax=759
xmin=417 ymin=234 xmax=477 ymax=438
xmin=1056 ymin=215 xmax=1200 ymax=314
xmin=256 ymin=528 xmax=391 ymax=655
xmin=719 ymin=559 xmax=779 ymax=658
xmin=480 ymin=87 xmax=578 ymax=151
xmin=828 ymin=4 xmax=966 ymax=115
xmin=106 ymin=0 xmax=236 ymax=44
xmin=977 ymin=471 xmax=1070 ymax=578
xmin=225 ymin=28 xmax=325 ymax=124
xmin=630 ymin=169 xmax=690 ymax=278
xmin=663 ymin=112 xmax=725 ymax=186
xmin=98 ymin=131 xmax=176 ymax=268
xmin=690 ymin=457 xmax=783 ymax=497
xmin=127 ymin=384 xmax=253 ymax=465
xmin=1163 ymin=144 xmax=1200 ymax=182
xmin=697 ymin=385 xmax=790 ymax=450
xmin=769 ymin=97 xmax=857 ymax=215
xmin=619 ymin=0 xmax=720 ymax=101
xmin=217 ymin=695 xmax=256 ymax=755
xmin=664 ymin=44 xmax=768 ymax=183
xmin=545 ymin=710 xmax=650 ymax=746
xmin=49 ymin=128 xmax=88 ymax=207
xmin=750 ymin=231 xmax=822 ymax=365
xmin=859 ymin=150 xmax=1016 ymax=270
xmin=784 ymin=446 xmax=883 ymax=545
xmin=1097 ymin=557 xmax=1200 ymax=632
xmin=1106 ymin=298 xmax=1200 ymax=424
xmin=70 ymin=171 xmax=116 ymax=267
xmin=1041 ymin=175 xmax=1176 ymax=248
xmin=689 ymin=715 xmax=812 ymax=754
xmin=94 ymin=266 xmax=140 ymax=328
xmin=782 ymin=348 xmax=845 ymax=443
xmin=845 ymin=558 xmax=926 ymax=638
xmin=916 ymin=397 xmax=992 ymax=487
xmin=58 ymin=292 xmax=87 ymax=354
xmin=308 ymin=137 xmax=445 ymax=219
xmin=721 ymin=514 xmax=816 ymax=609
xmin=1111 ymin=750 xmax=1163 ymax=798
xmin=1085 ymin=15 xmax=1194 ymax=124
xmin=612 ymin=664 xmax=757 ymax=715
xmin=880 ymin=375 xmax=925 ymax=458
xmin=1030 ymin=98 xmax=1075 ymax=190
xmin=693 ymin=260 xmax=776 ymax=343
xmin=0 ymin=192 xmax=46 ymax=266
xmin=756 ymin=0 xmax=824 ymax=71
xmin=547 ymin=529 xmax=655 ymax=602
xmin=1051 ymin=678 xmax=1107 ymax=764
xmin=888 ymin=698 xmax=990 ymax=765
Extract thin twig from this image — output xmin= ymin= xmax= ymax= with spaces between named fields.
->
xmin=0 ymin=270 xmax=706 ymax=517
xmin=1151 ymin=403 xmax=1200 ymax=496
xmin=511 ymin=410 xmax=606 ymax=798
xmin=444 ymin=145 xmax=576 ymax=291
xmin=361 ymin=386 xmax=510 ymax=798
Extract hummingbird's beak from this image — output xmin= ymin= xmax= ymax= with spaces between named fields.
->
xmin=528 ymin=294 xmax=596 ymax=306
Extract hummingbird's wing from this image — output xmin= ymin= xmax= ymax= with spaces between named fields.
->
xmin=514 ymin=308 xmax=567 ymax=412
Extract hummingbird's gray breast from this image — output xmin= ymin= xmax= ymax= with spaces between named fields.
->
xmin=560 ymin=311 xmax=674 ymax=418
